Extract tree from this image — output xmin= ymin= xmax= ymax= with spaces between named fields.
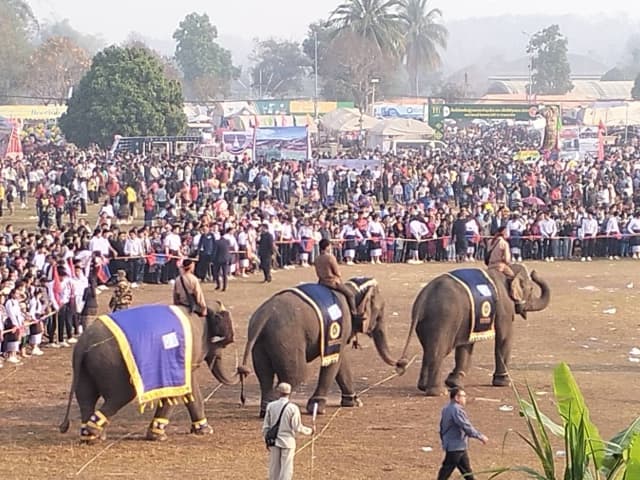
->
xmin=60 ymin=46 xmax=186 ymax=147
xmin=632 ymin=73 xmax=640 ymax=100
xmin=328 ymin=0 xmax=404 ymax=56
xmin=527 ymin=24 xmax=573 ymax=95
xmin=0 ymin=0 xmax=37 ymax=100
xmin=124 ymin=33 xmax=183 ymax=83
xmin=25 ymin=36 xmax=90 ymax=101
xmin=434 ymin=81 xmax=468 ymax=102
xmin=40 ymin=19 xmax=105 ymax=55
xmin=250 ymin=39 xmax=309 ymax=98
xmin=173 ymin=12 xmax=238 ymax=98
xmin=398 ymin=0 xmax=447 ymax=96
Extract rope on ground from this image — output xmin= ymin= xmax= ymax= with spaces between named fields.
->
xmin=74 ymin=382 xmax=222 ymax=477
xmin=294 ymin=354 xmax=418 ymax=457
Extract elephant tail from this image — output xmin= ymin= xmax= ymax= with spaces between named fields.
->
xmin=397 ymin=289 xmax=425 ymax=372
xmin=237 ymin=303 xmax=274 ymax=406
xmin=59 ymin=343 xmax=83 ymax=433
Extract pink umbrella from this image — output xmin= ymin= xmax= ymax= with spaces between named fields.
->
xmin=522 ymin=196 xmax=545 ymax=206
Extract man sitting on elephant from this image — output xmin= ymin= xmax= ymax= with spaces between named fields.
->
xmin=486 ymin=226 xmax=524 ymax=314
xmin=174 ymin=259 xmax=207 ymax=316
xmin=314 ymin=239 xmax=359 ymax=320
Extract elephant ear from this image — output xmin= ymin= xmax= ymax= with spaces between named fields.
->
xmin=510 ymin=270 xmax=526 ymax=303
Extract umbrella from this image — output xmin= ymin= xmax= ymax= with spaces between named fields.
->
xmin=522 ymin=196 xmax=545 ymax=206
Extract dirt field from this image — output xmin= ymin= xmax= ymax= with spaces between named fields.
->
xmin=1 ymin=260 xmax=639 ymax=479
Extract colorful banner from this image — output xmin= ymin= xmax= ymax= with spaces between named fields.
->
xmin=373 ymin=104 xmax=427 ymax=120
xmin=317 ymin=158 xmax=382 ymax=171
xmin=222 ymin=131 xmax=253 ymax=156
xmin=0 ymin=104 xmax=67 ymax=120
xmin=253 ymin=126 xmax=310 ymax=161
xmin=254 ymin=100 xmax=290 ymax=115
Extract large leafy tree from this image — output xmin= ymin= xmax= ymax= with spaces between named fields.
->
xmin=173 ymin=12 xmax=238 ymax=98
xmin=250 ymin=39 xmax=309 ymax=98
xmin=527 ymin=24 xmax=574 ymax=95
xmin=25 ymin=36 xmax=90 ymax=100
xmin=0 ymin=0 xmax=38 ymax=100
xmin=399 ymin=0 xmax=447 ymax=96
xmin=328 ymin=0 xmax=403 ymax=56
xmin=60 ymin=46 xmax=187 ymax=147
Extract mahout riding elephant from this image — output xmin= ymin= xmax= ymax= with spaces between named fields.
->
xmin=238 ymin=278 xmax=405 ymax=417
xmin=59 ymin=302 xmax=238 ymax=442
xmin=398 ymin=265 xmax=550 ymax=396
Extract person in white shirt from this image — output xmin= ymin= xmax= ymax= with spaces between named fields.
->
xmin=339 ymin=222 xmax=363 ymax=265
xmin=580 ymin=212 xmax=599 ymax=261
xmin=297 ymin=221 xmax=314 ymax=268
xmin=279 ymin=219 xmax=294 ymax=269
xmin=627 ymin=211 xmax=640 ymax=259
xmin=367 ymin=214 xmax=386 ymax=264
xmin=48 ymin=266 xmax=75 ymax=347
xmin=262 ymin=383 xmax=313 ymax=480
xmin=124 ymin=228 xmax=146 ymax=285
xmin=163 ymin=226 xmax=182 ymax=282
xmin=538 ymin=213 xmax=557 ymax=262
xmin=409 ymin=217 xmax=428 ymax=264
xmin=506 ymin=214 xmax=526 ymax=262
xmin=28 ymin=287 xmax=46 ymax=356
xmin=4 ymin=288 xmax=25 ymax=363
xmin=605 ymin=211 xmax=621 ymax=260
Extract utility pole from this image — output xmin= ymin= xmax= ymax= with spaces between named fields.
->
xmin=314 ymin=31 xmax=320 ymax=143
xmin=522 ymin=31 xmax=533 ymax=102
xmin=259 ymin=70 xmax=263 ymax=99
xmin=370 ymin=78 xmax=380 ymax=116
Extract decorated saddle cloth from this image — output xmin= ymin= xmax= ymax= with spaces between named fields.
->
xmin=98 ymin=305 xmax=193 ymax=411
xmin=287 ymin=283 xmax=344 ymax=367
xmin=446 ymin=269 xmax=498 ymax=343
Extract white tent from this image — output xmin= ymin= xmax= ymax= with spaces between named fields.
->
xmin=579 ymin=102 xmax=640 ymax=126
xmin=320 ymin=108 xmax=378 ymax=133
xmin=367 ymin=118 xmax=434 ymax=151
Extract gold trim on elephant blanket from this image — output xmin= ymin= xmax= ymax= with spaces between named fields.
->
xmin=446 ymin=269 xmax=498 ymax=343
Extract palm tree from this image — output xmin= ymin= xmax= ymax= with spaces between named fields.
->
xmin=398 ymin=0 xmax=447 ymax=96
xmin=328 ymin=0 xmax=404 ymax=57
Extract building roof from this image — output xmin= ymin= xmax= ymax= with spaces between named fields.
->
xmin=486 ymin=80 xmax=634 ymax=100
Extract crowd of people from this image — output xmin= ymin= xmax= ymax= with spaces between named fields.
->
xmin=1 ymin=121 xmax=640 ymax=366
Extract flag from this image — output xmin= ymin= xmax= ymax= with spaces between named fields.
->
xmin=597 ymin=120 xmax=606 ymax=162
xmin=52 ymin=265 xmax=62 ymax=306
xmin=96 ymin=258 xmax=111 ymax=284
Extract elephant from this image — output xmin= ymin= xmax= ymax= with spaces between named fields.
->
xmin=398 ymin=265 xmax=550 ymax=396
xmin=237 ymin=278 xmax=405 ymax=417
xmin=59 ymin=302 xmax=238 ymax=442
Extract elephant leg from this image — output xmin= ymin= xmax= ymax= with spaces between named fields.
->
xmin=76 ymin=370 xmax=100 ymax=442
xmin=446 ymin=344 xmax=474 ymax=389
xmin=335 ymin=358 xmax=362 ymax=409
xmin=253 ymin=345 xmax=277 ymax=418
xmin=307 ymin=361 xmax=341 ymax=415
xmin=186 ymin=376 xmax=212 ymax=436
xmin=417 ymin=349 xmax=447 ymax=397
xmin=145 ymin=401 xmax=176 ymax=442
xmin=84 ymin=394 xmax=130 ymax=442
xmin=493 ymin=332 xmax=513 ymax=387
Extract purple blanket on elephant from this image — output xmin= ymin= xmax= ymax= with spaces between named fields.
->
xmin=98 ymin=305 xmax=193 ymax=411
xmin=446 ymin=269 xmax=498 ymax=343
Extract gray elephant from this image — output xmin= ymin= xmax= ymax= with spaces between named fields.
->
xmin=398 ymin=265 xmax=550 ymax=396
xmin=238 ymin=278 xmax=404 ymax=417
xmin=59 ymin=302 xmax=238 ymax=442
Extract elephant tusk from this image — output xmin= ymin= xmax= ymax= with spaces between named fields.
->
xmin=234 ymin=348 xmax=239 ymax=370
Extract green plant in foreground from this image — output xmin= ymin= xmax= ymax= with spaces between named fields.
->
xmin=487 ymin=362 xmax=640 ymax=479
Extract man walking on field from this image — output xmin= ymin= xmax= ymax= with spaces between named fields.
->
xmin=437 ymin=387 xmax=488 ymax=480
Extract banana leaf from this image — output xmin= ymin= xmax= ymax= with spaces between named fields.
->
xmin=602 ymin=418 xmax=640 ymax=477
xmin=553 ymin=362 xmax=605 ymax=468
xmin=623 ymin=433 xmax=640 ymax=480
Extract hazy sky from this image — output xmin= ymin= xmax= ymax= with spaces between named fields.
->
xmin=29 ymin=0 xmax=638 ymax=44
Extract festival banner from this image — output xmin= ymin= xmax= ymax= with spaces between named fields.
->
xmin=317 ymin=158 xmax=382 ymax=171
xmin=222 ymin=131 xmax=253 ymax=156
xmin=253 ymin=126 xmax=310 ymax=161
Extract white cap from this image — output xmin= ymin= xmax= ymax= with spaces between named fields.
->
xmin=276 ymin=382 xmax=292 ymax=395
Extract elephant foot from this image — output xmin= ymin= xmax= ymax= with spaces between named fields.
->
xmin=146 ymin=418 xmax=169 ymax=442
xmin=306 ymin=397 xmax=327 ymax=415
xmin=445 ymin=371 xmax=465 ymax=389
xmin=423 ymin=386 xmax=446 ymax=397
xmin=492 ymin=374 xmax=511 ymax=387
xmin=80 ymin=424 xmax=106 ymax=443
xmin=190 ymin=419 xmax=213 ymax=436
xmin=340 ymin=394 xmax=363 ymax=408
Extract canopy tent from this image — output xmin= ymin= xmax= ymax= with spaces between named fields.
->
xmin=228 ymin=114 xmax=318 ymax=134
xmin=578 ymin=102 xmax=640 ymax=127
xmin=366 ymin=118 xmax=434 ymax=152
xmin=320 ymin=108 xmax=378 ymax=133
xmin=0 ymin=116 xmax=22 ymax=158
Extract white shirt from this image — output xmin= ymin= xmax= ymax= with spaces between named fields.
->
xmin=627 ymin=217 xmax=640 ymax=234
xmin=89 ymin=236 xmax=111 ymax=256
xmin=367 ymin=221 xmax=385 ymax=238
xmin=409 ymin=219 xmax=428 ymax=239
xmin=163 ymin=233 xmax=182 ymax=252
xmin=581 ymin=217 xmax=599 ymax=236
xmin=49 ymin=277 xmax=73 ymax=310
xmin=5 ymin=298 xmax=24 ymax=327
xmin=606 ymin=216 xmax=620 ymax=235
xmin=261 ymin=397 xmax=312 ymax=449
xmin=124 ymin=237 xmax=145 ymax=257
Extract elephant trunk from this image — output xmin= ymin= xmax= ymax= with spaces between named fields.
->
xmin=371 ymin=326 xmax=400 ymax=369
xmin=210 ymin=354 xmax=241 ymax=386
xmin=524 ymin=270 xmax=551 ymax=312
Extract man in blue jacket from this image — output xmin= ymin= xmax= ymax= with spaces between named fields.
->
xmin=437 ymin=387 xmax=488 ymax=480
